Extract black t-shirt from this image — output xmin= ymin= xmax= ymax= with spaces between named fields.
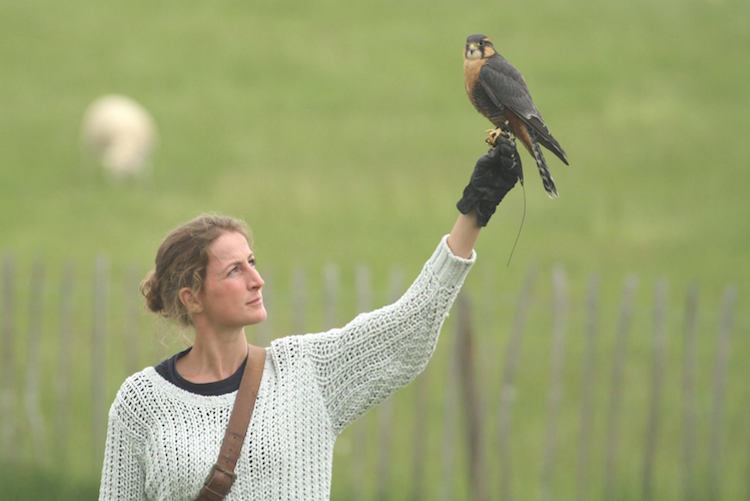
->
xmin=154 ymin=346 xmax=247 ymax=396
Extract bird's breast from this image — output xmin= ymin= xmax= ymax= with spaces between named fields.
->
xmin=464 ymin=59 xmax=506 ymax=125
xmin=463 ymin=59 xmax=483 ymax=97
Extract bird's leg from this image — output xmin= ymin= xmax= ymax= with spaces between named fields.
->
xmin=485 ymin=121 xmax=512 ymax=146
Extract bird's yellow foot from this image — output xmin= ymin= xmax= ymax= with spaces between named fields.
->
xmin=485 ymin=127 xmax=511 ymax=146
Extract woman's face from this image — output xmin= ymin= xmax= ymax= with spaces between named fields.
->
xmin=198 ymin=231 xmax=266 ymax=331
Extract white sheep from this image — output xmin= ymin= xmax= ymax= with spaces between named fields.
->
xmin=81 ymin=94 xmax=157 ymax=179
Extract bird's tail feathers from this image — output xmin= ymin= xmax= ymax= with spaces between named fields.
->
xmin=538 ymin=134 xmax=569 ymax=166
xmin=532 ymin=142 xmax=558 ymax=198
xmin=526 ymin=116 xmax=569 ymax=166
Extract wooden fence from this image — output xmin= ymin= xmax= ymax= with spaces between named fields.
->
xmin=0 ymin=255 xmax=745 ymax=500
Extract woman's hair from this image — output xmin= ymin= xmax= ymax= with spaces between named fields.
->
xmin=140 ymin=214 xmax=251 ymax=326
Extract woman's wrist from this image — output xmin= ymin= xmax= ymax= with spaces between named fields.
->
xmin=446 ymin=212 xmax=480 ymax=259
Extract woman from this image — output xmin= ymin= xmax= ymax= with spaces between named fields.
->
xmin=98 ymin=136 xmax=521 ymax=500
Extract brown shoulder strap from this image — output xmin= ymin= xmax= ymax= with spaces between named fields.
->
xmin=196 ymin=345 xmax=266 ymax=501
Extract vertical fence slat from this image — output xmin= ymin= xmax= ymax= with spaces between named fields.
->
xmin=410 ymin=370 xmax=427 ymax=501
xmin=124 ymin=266 xmax=140 ymax=375
xmin=681 ymin=284 xmax=699 ymax=501
xmin=643 ymin=279 xmax=668 ymax=501
xmin=291 ymin=267 xmax=306 ymax=335
xmin=604 ymin=276 xmax=638 ymax=499
xmin=577 ymin=275 xmax=600 ymax=501
xmin=709 ymin=285 xmax=737 ymax=499
xmin=375 ymin=395 xmax=393 ymax=501
xmin=323 ymin=263 xmax=339 ymax=330
xmin=1 ymin=256 xmax=16 ymax=460
xmin=456 ymin=293 xmax=489 ymax=501
xmin=497 ymin=267 xmax=537 ymax=501
xmin=355 ymin=265 xmax=372 ymax=314
xmin=56 ymin=262 xmax=74 ymax=462
xmin=349 ymin=265 xmax=371 ymax=494
xmin=25 ymin=259 xmax=46 ymax=464
xmin=92 ymin=255 xmax=108 ymax=462
xmin=540 ymin=268 xmax=568 ymax=501
xmin=441 ymin=299 xmax=460 ymax=501
xmin=375 ymin=268 xmax=402 ymax=500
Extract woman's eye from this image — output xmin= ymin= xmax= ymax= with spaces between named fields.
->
xmin=248 ymin=258 xmax=256 ymax=268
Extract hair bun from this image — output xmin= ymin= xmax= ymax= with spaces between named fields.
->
xmin=140 ymin=272 xmax=164 ymax=313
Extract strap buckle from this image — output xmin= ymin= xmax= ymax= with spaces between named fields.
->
xmin=204 ymin=462 xmax=237 ymax=487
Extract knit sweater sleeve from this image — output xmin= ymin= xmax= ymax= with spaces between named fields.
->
xmin=273 ymin=235 xmax=475 ymax=435
xmin=99 ymin=377 xmax=148 ymax=501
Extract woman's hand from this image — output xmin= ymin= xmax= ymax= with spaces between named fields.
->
xmin=456 ymin=133 xmax=522 ymax=227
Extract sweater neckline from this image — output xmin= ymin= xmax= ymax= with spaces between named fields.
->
xmin=154 ymin=346 xmax=247 ymax=396
xmin=145 ymin=347 xmax=273 ymax=406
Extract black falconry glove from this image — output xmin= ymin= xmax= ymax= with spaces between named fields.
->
xmin=457 ymin=133 xmax=522 ymax=227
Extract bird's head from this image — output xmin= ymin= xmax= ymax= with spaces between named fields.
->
xmin=464 ymin=34 xmax=496 ymax=60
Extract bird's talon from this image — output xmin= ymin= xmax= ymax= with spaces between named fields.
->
xmin=485 ymin=127 xmax=510 ymax=146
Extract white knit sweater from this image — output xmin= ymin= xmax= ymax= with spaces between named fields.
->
xmin=99 ymin=236 xmax=475 ymax=500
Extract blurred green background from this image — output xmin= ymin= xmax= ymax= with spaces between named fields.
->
xmin=0 ymin=0 xmax=748 ymax=499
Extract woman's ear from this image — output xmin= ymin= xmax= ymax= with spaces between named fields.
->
xmin=178 ymin=287 xmax=203 ymax=315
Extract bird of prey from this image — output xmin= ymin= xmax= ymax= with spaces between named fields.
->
xmin=464 ymin=34 xmax=569 ymax=197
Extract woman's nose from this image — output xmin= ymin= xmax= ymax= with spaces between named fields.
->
xmin=247 ymin=267 xmax=264 ymax=289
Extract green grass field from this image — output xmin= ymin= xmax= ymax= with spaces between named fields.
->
xmin=1 ymin=0 xmax=748 ymax=499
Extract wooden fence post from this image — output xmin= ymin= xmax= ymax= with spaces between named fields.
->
xmin=681 ymin=284 xmax=699 ymax=501
xmin=540 ymin=268 xmax=568 ymax=501
xmin=577 ymin=275 xmax=600 ymax=501
xmin=456 ymin=293 xmax=489 ymax=501
xmin=709 ymin=285 xmax=737 ymax=499
xmin=376 ymin=268 xmax=403 ymax=500
xmin=375 ymin=393 xmax=393 ymax=501
xmin=410 ymin=370 xmax=427 ymax=501
xmin=497 ymin=267 xmax=537 ymax=501
xmin=25 ymin=259 xmax=46 ymax=464
xmin=1 ymin=256 xmax=16 ymax=460
xmin=349 ymin=265 xmax=372 ymax=495
xmin=441 ymin=296 xmax=460 ymax=501
xmin=124 ymin=266 xmax=141 ymax=375
xmin=355 ymin=264 xmax=372 ymax=314
xmin=291 ymin=267 xmax=307 ymax=335
xmin=643 ymin=279 xmax=668 ymax=501
xmin=56 ymin=261 xmax=74 ymax=462
xmin=604 ymin=276 xmax=638 ymax=499
xmin=323 ymin=263 xmax=339 ymax=330
xmin=92 ymin=255 xmax=109 ymax=464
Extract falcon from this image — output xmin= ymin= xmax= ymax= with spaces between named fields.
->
xmin=464 ymin=34 xmax=569 ymax=197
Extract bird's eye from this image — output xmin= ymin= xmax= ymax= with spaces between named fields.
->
xmin=478 ymin=40 xmax=485 ymax=47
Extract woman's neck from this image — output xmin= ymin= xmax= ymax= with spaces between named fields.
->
xmin=176 ymin=329 xmax=248 ymax=383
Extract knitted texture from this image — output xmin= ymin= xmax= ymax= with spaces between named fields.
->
xmin=99 ymin=236 xmax=475 ymax=500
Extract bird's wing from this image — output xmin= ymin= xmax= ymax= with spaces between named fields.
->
xmin=479 ymin=57 xmax=568 ymax=164
xmin=478 ymin=56 xmax=550 ymax=136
